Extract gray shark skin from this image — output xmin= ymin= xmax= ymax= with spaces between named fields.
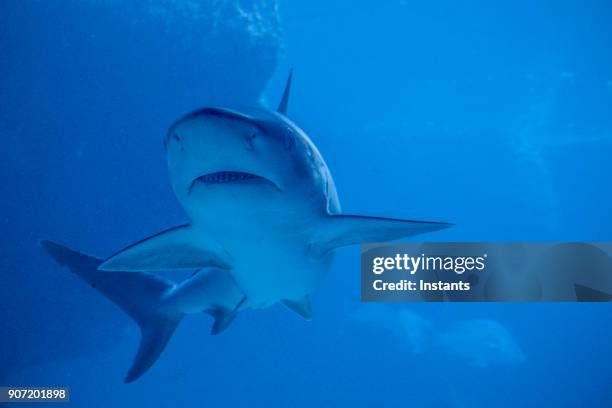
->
xmin=45 ymin=73 xmax=452 ymax=383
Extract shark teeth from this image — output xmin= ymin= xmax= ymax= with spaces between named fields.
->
xmin=188 ymin=171 xmax=283 ymax=194
xmin=197 ymin=171 xmax=260 ymax=184
xmin=188 ymin=171 xmax=265 ymax=194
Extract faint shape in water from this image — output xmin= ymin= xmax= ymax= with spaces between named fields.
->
xmin=347 ymin=304 xmax=432 ymax=353
xmin=348 ymin=306 xmax=525 ymax=369
xmin=396 ymin=309 xmax=433 ymax=353
xmin=436 ymin=319 xmax=525 ymax=367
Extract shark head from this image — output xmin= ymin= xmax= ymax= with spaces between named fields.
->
xmin=165 ymin=106 xmax=333 ymax=222
xmin=164 ymin=71 xmax=337 ymax=224
xmin=166 ymin=108 xmax=288 ymax=193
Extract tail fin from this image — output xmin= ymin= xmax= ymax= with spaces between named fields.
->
xmin=40 ymin=240 xmax=182 ymax=383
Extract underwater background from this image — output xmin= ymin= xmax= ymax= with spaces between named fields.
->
xmin=1 ymin=0 xmax=611 ymax=406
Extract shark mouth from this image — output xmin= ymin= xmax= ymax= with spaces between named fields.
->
xmin=189 ymin=171 xmax=279 ymax=193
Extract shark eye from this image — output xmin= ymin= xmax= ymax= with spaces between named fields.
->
xmin=245 ymin=132 xmax=257 ymax=150
xmin=284 ymin=133 xmax=295 ymax=150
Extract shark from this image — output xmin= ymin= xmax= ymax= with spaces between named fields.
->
xmin=42 ymin=72 xmax=452 ymax=383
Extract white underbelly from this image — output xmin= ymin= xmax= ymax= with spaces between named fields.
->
xmin=226 ymin=238 xmax=329 ymax=308
xmin=189 ymin=190 xmax=331 ymax=308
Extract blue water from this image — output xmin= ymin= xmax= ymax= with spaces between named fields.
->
xmin=1 ymin=1 xmax=611 ymax=406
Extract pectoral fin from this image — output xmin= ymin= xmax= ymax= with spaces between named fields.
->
xmin=99 ymin=224 xmax=231 ymax=272
xmin=310 ymin=214 xmax=453 ymax=258
xmin=282 ymin=296 xmax=312 ymax=320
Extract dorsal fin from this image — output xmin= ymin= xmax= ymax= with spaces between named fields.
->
xmin=277 ymin=69 xmax=293 ymax=115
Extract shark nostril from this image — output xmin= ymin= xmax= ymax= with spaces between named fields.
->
xmin=170 ymin=133 xmax=185 ymax=151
